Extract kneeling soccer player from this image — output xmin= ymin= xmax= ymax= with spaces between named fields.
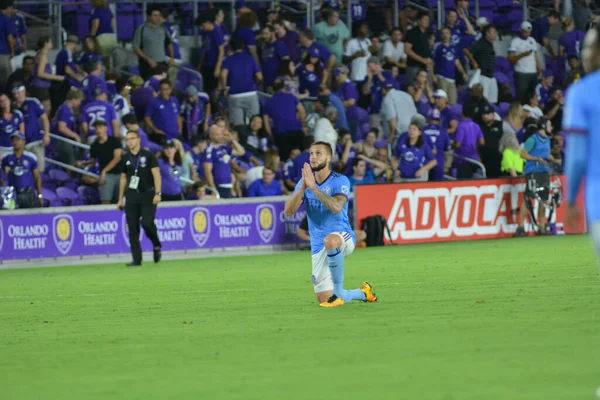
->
xmin=284 ymin=141 xmax=378 ymax=307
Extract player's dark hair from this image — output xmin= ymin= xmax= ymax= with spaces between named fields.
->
xmin=311 ymin=141 xmax=333 ymax=156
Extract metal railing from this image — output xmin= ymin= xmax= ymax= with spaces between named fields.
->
xmin=46 ymin=158 xmax=100 ymax=178
xmin=445 ymin=151 xmax=488 ymax=178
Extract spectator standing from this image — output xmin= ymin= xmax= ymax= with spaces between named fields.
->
xmin=380 ymin=82 xmax=418 ymax=143
xmin=260 ymin=25 xmax=289 ymax=90
xmin=0 ymin=92 xmax=24 ymax=154
xmin=382 ymin=28 xmax=407 ymax=70
xmin=334 ymin=65 xmax=366 ymax=138
xmin=535 ymin=70 xmax=554 ymax=109
xmin=128 ymin=76 xmax=153 ymax=123
xmin=504 ymin=101 xmax=524 ymax=134
xmin=81 ymin=90 xmax=119 ymax=142
xmin=297 ymin=54 xmax=323 ymax=97
xmin=221 ymin=37 xmax=263 ymax=126
xmin=133 ymin=6 xmax=174 ymax=81
xmin=392 ymin=122 xmax=437 ymax=182
xmin=30 ymin=36 xmax=64 ymax=115
xmin=159 ymin=11 xmax=181 ymax=88
xmin=1 ymin=132 xmax=42 ymax=208
xmin=144 ymin=80 xmax=182 ymax=143
xmin=464 ymin=25 xmax=498 ymax=103
xmin=78 ymin=36 xmax=104 ymax=74
xmin=0 ymin=3 xmax=14 ymax=88
xmin=143 ymin=63 xmax=167 ymax=94
xmin=362 ymin=56 xmax=398 ymax=134
xmin=273 ymin=19 xmax=299 ymax=63
xmin=434 ymin=89 xmax=458 ymax=134
xmin=315 ymin=85 xmax=349 ymax=131
xmin=10 ymin=8 xmax=26 ymax=56
xmin=422 ymin=108 xmax=451 ymax=181
xmin=508 ymin=22 xmax=541 ymax=102
xmin=232 ymin=10 xmax=259 ymax=63
xmin=82 ymin=59 xmax=107 ymax=105
xmin=203 ymin=124 xmax=246 ymax=199
xmin=89 ymin=0 xmax=116 ymax=69
xmin=197 ymin=11 xmax=226 ymax=96
xmin=464 ymin=83 xmax=490 ymax=125
xmin=180 ymin=85 xmax=210 ymax=142
xmin=53 ymin=88 xmax=84 ymax=166
xmin=343 ymin=22 xmax=372 ymax=84
xmin=452 ymin=104 xmax=484 ymax=178
xmin=541 ymin=10 xmax=563 ymax=59
xmin=544 ymin=87 xmax=564 ymax=131
xmin=407 ymin=69 xmax=434 ymax=116
xmin=158 ymin=140 xmax=184 ymax=201
xmin=85 ymin=120 xmax=122 ymax=204
xmin=113 ymin=77 xmax=132 ymax=138
xmin=173 ymin=138 xmax=197 ymax=189
xmin=558 ymin=17 xmax=585 ymax=61
xmin=499 ymin=131 xmax=524 ymax=177
xmin=263 ymin=81 xmax=306 ymax=159
xmin=313 ymin=105 xmax=339 ymax=155
xmin=12 ymin=85 xmax=49 ymax=171
xmin=477 ymin=104 xmax=504 ymax=178
xmin=117 ymin=129 xmax=162 ymax=267
xmin=247 ymin=166 xmax=282 ymax=197
xmin=6 ymin=55 xmax=34 ymax=93
xmin=55 ymin=35 xmax=84 ymax=88
xmin=299 ymin=29 xmax=336 ymax=85
xmin=312 ymin=8 xmax=350 ymax=67
xmin=432 ymin=27 xmax=468 ymax=105
xmin=404 ymin=11 xmax=433 ymax=84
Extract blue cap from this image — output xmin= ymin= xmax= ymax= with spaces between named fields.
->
xmin=543 ymin=70 xmax=554 ymax=78
xmin=382 ymin=80 xmax=396 ymax=90
xmin=428 ymin=108 xmax=441 ymax=120
xmin=10 ymin=132 xmax=25 ymax=140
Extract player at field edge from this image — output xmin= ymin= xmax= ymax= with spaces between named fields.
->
xmin=564 ymin=24 xmax=600 ymax=270
xmin=284 ymin=141 xmax=378 ymax=307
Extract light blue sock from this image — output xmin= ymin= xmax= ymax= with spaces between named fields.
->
xmin=326 ymin=247 xmax=345 ymax=298
xmin=326 ymin=248 xmax=367 ymax=303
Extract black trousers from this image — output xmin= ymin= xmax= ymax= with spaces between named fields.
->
xmin=17 ymin=188 xmax=40 ymax=209
xmin=275 ymin=131 xmax=304 ymax=160
xmin=139 ymin=59 xmax=152 ymax=81
xmin=125 ymin=193 xmax=161 ymax=263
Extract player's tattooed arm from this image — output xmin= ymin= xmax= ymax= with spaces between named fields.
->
xmin=311 ymin=189 xmax=347 ymax=215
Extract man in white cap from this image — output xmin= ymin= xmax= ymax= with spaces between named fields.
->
xmin=380 ymin=81 xmax=417 ymax=144
xmin=508 ymin=21 xmax=542 ymax=101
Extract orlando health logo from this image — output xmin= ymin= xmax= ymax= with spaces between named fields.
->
xmin=190 ymin=207 xmax=210 ymax=247
xmin=256 ymin=204 xmax=276 ymax=243
xmin=53 ymin=214 xmax=74 ymax=255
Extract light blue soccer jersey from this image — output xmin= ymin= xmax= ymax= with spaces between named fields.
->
xmin=295 ymin=172 xmax=355 ymax=254
xmin=563 ymin=70 xmax=600 ymax=222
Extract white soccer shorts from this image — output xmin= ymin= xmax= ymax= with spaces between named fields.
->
xmin=590 ymin=221 xmax=600 ymax=274
xmin=311 ymin=231 xmax=355 ymax=293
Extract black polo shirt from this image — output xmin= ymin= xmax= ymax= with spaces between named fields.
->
xmin=120 ymin=148 xmax=159 ymax=195
xmin=479 ymin=120 xmax=503 ymax=178
xmin=404 ymin=27 xmax=432 ymax=68
xmin=468 ymin=38 xmax=496 ymax=78
xmin=91 ymin=136 xmax=122 ymax=175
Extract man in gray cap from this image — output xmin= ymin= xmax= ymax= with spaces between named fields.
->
xmin=380 ymin=81 xmax=417 ymax=146
xmin=180 ymin=85 xmax=211 ymax=140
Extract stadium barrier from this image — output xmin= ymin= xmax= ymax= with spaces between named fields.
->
xmin=0 ymin=196 xmax=306 ymax=262
xmin=354 ymin=176 xmax=587 ymax=244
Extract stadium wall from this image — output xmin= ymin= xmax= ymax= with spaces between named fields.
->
xmin=0 ymin=196 xmax=306 ymax=265
xmin=355 ymin=176 xmax=587 ymax=244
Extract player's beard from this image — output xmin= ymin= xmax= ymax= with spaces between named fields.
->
xmin=311 ymin=162 xmax=327 ymax=172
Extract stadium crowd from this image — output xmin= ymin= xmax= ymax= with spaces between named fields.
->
xmin=0 ymin=0 xmax=594 ymax=208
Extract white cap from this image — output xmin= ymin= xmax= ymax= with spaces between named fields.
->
xmin=434 ymin=89 xmax=447 ymax=99
xmin=520 ymin=21 xmax=533 ymax=32
xmin=476 ymin=17 xmax=489 ymax=27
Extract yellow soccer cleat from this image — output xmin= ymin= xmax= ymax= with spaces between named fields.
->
xmin=360 ymin=281 xmax=378 ymax=303
xmin=320 ymin=295 xmax=345 ymax=308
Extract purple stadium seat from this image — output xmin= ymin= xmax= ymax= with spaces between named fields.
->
xmin=41 ymin=188 xmax=65 ymax=207
xmin=76 ymin=185 xmax=87 ymax=197
xmin=496 ymin=56 xmax=513 ymax=76
xmin=56 ymin=187 xmax=79 ymax=205
xmin=494 ymin=71 xmax=511 ymax=86
xmin=451 ymin=104 xmax=463 ymax=118
xmin=42 ymin=181 xmax=58 ymax=192
xmin=63 ymin=180 xmax=79 ymax=191
xmin=48 ymin=169 xmax=69 ymax=184
xmin=39 ymin=172 xmax=51 ymax=182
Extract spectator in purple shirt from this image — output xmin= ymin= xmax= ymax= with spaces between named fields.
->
xmin=407 ymin=69 xmax=434 ymax=117
xmin=180 ymin=85 xmax=211 ymax=142
xmin=434 ymin=89 xmax=458 ymax=135
xmin=432 ymin=27 xmax=468 ymax=105
xmin=422 ymin=108 xmax=451 ymax=181
xmin=297 ymin=54 xmax=323 ymax=97
xmin=144 ymin=79 xmax=182 ymax=143
xmin=363 ymin=56 xmax=398 ymax=135
xmin=122 ymin=113 xmax=162 ymax=154
xmin=31 ymin=36 xmax=65 ymax=116
xmin=334 ymin=65 xmax=367 ymax=139
xmin=392 ymin=122 xmax=437 ymax=181
xmin=81 ymin=90 xmax=119 ymax=142
xmin=299 ymin=28 xmax=336 ymax=85
xmin=452 ymin=103 xmax=484 ymax=179
xmin=197 ymin=11 xmax=226 ymax=96
xmin=0 ymin=93 xmax=24 ymax=154
xmin=247 ymin=166 xmax=282 ymax=197
xmin=55 ymin=35 xmax=84 ymax=88
xmin=221 ymin=38 xmax=263 ymax=126
xmin=558 ymin=17 xmax=585 ymax=59
xmin=0 ymin=4 xmax=15 ymax=88
xmin=203 ymin=124 xmax=246 ymax=198
xmin=535 ymin=70 xmax=553 ymax=109
xmin=2 ymin=132 xmax=42 ymax=208
xmin=13 ymin=85 xmax=50 ymax=170
xmin=90 ymin=0 xmax=116 ymax=68
xmin=232 ymin=10 xmax=259 ymax=63
xmin=53 ymin=88 xmax=85 ymax=166
xmin=144 ymin=63 xmax=167 ymax=95
xmin=261 ymin=25 xmax=290 ymax=90
xmin=11 ymin=10 xmax=27 ymax=56
xmin=263 ymin=80 xmax=307 ymax=159
xmin=273 ymin=19 xmax=299 ymax=63
xmin=158 ymin=139 xmax=184 ymax=201
xmin=78 ymin=36 xmax=104 ymax=75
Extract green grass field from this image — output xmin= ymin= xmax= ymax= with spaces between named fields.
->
xmin=1 ymin=236 xmax=599 ymax=400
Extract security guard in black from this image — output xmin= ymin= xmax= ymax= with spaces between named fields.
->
xmin=118 ymin=130 xmax=162 ymax=267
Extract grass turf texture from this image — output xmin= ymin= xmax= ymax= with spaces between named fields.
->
xmin=1 ymin=236 xmax=599 ymax=400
